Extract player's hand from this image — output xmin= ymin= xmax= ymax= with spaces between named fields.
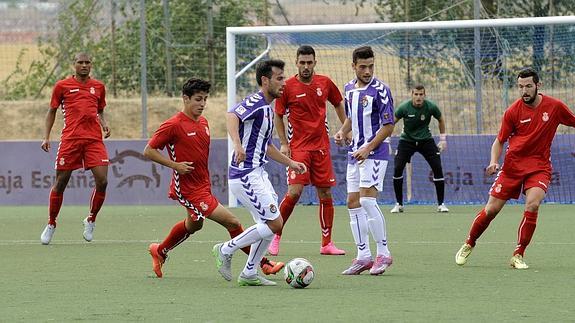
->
xmin=175 ymin=161 xmax=194 ymax=174
xmin=233 ymin=144 xmax=246 ymax=164
xmin=352 ymin=146 xmax=371 ymax=162
xmin=280 ymin=143 xmax=291 ymax=157
xmin=485 ymin=163 xmax=499 ymax=176
xmin=334 ymin=131 xmax=345 ymax=146
xmin=41 ymin=139 xmax=50 ymax=152
xmin=102 ymin=126 xmax=111 ymax=139
xmin=288 ymin=160 xmax=307 ymax=174
xmin=437 ymin=140 xmax=447 ymax=152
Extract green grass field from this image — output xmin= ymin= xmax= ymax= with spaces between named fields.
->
xmin=1 ymin=204 xmax=574 ymax=322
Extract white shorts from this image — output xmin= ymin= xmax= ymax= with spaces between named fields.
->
xmin=229 ymin=167 xmax=280 ymax=223
xmin=346 ymin=159 xmax=388 ymax=193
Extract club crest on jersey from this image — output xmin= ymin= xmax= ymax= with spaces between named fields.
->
xmin=235 ymin=106 xmax=247 ymax=115
xmin=200 ymin=202 xmax=209 ymax=211
xmin=290 ymin=170 xmax=296 ymax=179
xmin=316 ymin=87 xmax=322 ymax=96
xmin=420 ymin=114 xmax=426 ymax=121
xmin=495 ymin=183 xmax=502 ymax=193
xmin=361 ymin=96 xmax=370 ymax=107
xmin=59 ymin=157 xmax=65 ymax=165
xmin=542 ymin=112 xmax=549 ymax=122
xmin=90 ymin=87 xmax=95 ymax=94
xmin=269 ymin=204 xmax=277 ymax=213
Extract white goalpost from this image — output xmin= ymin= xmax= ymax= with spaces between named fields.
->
xmin=226 ymin=16 xmax=575 ymax=207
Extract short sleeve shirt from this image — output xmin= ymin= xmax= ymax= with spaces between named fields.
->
xmin=395 ymin=99 xmax=441 ymax=142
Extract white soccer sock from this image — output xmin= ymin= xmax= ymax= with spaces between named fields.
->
xmin=348 ymin=207 xmax=371 ymax=260
xmin=360 ymin=197 xmax=390 ymax=257
xmin=221 ymin=222 xmax=273 ymax=254
xmin=242 ymin=237 xmax=272 ymax=277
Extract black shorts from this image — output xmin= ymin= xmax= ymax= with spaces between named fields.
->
xmin=395 ymin=138 xmax=439 ymax=163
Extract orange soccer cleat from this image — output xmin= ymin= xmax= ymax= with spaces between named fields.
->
xmin=260 ymin=258 xmax=285 ymax=275
xmin=149 ymin=243 xmax=166 ymax=278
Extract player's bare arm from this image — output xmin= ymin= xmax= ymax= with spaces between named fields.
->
xmin=41 ymin=108 xmax=58 ymax=152
xmin=143 ymin=144 xmax=194 ymax=175
xmin=485 ymin=138 xmax=503 ymax=175
xmin=274 ymin=112 xmax=290 ymax=157
xmin=226 ymin=112 xmax=246 ymax=164
xmin=437 ymin=117 xmax=447 ymax=152
xmin=353 ymin=123 xmax=394 ymax=161
xmin=334 ymin=100 xmax=347 ymax=125
xmin=266 ymin=143 xmax=307 ymax=174
xmin=334 ymin=118 xmax=352 ymax=146
xmin=98 ymin=109 xmax=111 ymax=138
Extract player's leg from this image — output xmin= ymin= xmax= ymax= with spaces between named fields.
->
xmin=392 ymin=140 xmax=415 ymax=213
xmin=41 ymin=169 xmax=73 ymax=245
xmin=269 ymin=183 xmax=303 ymax=256
xmin=342 ymin=162 xmax=373 ymax=275
xmin=82 ymin=140 xmax=110 ymax=241
xmin=420 ymin=139 xmax=447 ymax=212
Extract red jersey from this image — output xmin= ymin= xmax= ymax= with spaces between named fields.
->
xmin=497 ymin=94 xmax=575 ymax=175
xmin=50 ymin=75 xmax=106 ymax=140
xmin=148 ymin=112 xmax=211 ymax=198
xmin=275 ymin=74 xmax=343 ymax=151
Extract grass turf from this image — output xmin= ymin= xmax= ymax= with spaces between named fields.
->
xmin=1 ymin=204 xmax=573 ymax=322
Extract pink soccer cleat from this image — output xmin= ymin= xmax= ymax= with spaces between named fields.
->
xmin=320 ymin=242 xmax=346 ymax=255
xmin=369 ymin=255 xmax=393 ymax=275
xmin=268 ymin=234 xmax=281 ymax=256
xmin=341 ymin=258 xmax=373 ymax=275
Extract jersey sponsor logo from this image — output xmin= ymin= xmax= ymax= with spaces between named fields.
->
xmin=69 ymin=88 xmax=79 ymax=93
xmin=235 ymin=106 xmax=247 ymax=115
xmin=89 ymin=87 xmax=95 ymax=94
xmin=316 ymin=87 xmax=322 ymax=96
xmin=407 ymin=114 xmax=415 ymax=117
xmin=520 ymin=118 xmax=531 ymax=123
xmin=200 ymin=201 xmax=209 ymax=211
xmin=187 ymin=132 xmax=196 ymax=136
xmin=329 ymin=178 xmax=335 ymax=182
xmin=269 ymin=204 xmax=277 ymax=213
xmin=101 ymin=159 xmax=109 ymax=162
xmin=296 ymin=93 xmax=306 ymax=98
xmin=542 ymin=112 xmax=549 ymax=122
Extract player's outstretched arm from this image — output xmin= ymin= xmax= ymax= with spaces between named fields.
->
xmin=41 ymin=108 xmax=57 ymax=152
xmin=143 ymin=144 xmax=194 ymax=174
xmin=485 ymin=138 xmax=503 ymax=175
xmin=266 ymin=143 xmax=306 ymax=174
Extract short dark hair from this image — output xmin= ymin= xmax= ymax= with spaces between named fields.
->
xmin=182 ymin=78 xmax=211 ymax=97
xmin=296 ymin=45 xmax=315 ymax=58
xmin=352 ymin=46 xmax=374 ymax=63
xmin=517 ymin=67 xmax=540 ymax=83
xmin=413 ymin=84 xmax=425 ymax=93
xmin=255 ymin=59 xmax=285 ymax=86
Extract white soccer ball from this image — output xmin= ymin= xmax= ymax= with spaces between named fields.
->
xmin=284 ymin=258 xmax=314 ymax=288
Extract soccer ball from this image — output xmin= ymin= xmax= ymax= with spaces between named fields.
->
xmin=284 ymin=258 xmax=314 ymax=288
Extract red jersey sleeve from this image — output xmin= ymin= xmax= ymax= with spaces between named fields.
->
xmin=50 ymin=81 xmax=64 ymax=109
xmin=275 ymin=89 xmax=288 ymax=115
xmin=98 ymin=84 xmax=107 ymax=111
xmin=497 ymin=108 xmax=515 ymax=144
xmin=558 ymin=102 xmax=575 ymax=127
xmin=148 ymin=120 xmax=175 ymax=150
xmin=326 ymin=78 xmax=343 ymax=107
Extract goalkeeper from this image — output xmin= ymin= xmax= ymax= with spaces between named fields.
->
xmin=391 ymin=85 xmax=448 ymax=213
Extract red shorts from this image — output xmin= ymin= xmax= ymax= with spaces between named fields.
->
xmin=55 ymin=139 xmax=109 ymax=170
xmin=489 ymin=169 xmax=551 ymax=200
xmin=287 ymin=149 xmax=336 ymax=187
xmin=171 ymin=189 xmax=219 ymax=221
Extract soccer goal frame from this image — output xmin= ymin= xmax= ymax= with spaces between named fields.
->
xmin=225 ymin=16 xmax=575 ymax=207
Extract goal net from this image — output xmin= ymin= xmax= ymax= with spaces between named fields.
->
xmin=226 ymin=17 xmax=575 ymax=206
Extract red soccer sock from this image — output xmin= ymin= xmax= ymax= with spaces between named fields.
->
xmin=48 ymin=189 xmax=64 ymax=226
xmin=514 ymin=210 xmax=538 ymax=256
xmin=158 ymin=220 xmax=190 ymax=258
xmin=87 ymin=189 xmax=106 ymax=222
xmin=278 ymin=194 xmax=298 ymax=236
xmin=319 ymin=197 xmax=334 ymax=247
xmin=465 ymin=209 xmax=494 ymax=247
xmin=228 ymin=225 xmax=251 ymax=256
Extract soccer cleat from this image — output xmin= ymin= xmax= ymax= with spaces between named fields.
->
xmin=260 ymin=259 xmax=285 ymax=275
xmin=40 ymin=224 xmax=56 ymax=245
xmin=320 ymin=242 xmax=346 ymax=255
xmin=455 ymin=243 xmax=474 ymax=266
xmin=267 ymin=234 xmax=281 ymax=256
xmin=437 ymin=203 xmax=450 ymax=213
xmin=82 ymin=217 xmax=95 ymax=242
xmin=148 ymin=243 xmax=166 ymax=278
xmin=509 ymin=254 xmax=529 ymax=269
xmin=390 ymin=203 xmax=404 ymax=214
xmin=212 ymin=243 xmax=233 ymax=281
xmin=237 ymin=273 xmax=277 ymax=286
xmin=370 ymin=255 xmax=393 ymax=275
xmin=341 ymin=258 xmax=374 ymax=275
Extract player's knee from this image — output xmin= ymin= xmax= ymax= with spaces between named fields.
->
xmin=287 ymin=187 xmax=303 ymax=200
xmin=346 ymin=197 xmax=360 ymax=209
xmin=185 ymin=217 xmax=203 ymax=233
xmin=267 ymin=218 xmax=283 ymax=233
xmin=226 ymin=218 xmax=242 ymax=231
xmin=484 ymin=205 xmax=502 ymax=217
xmin=95 ymin=178 xmax=108 ymax=191
xmin=525 ymin=200 xmax=541 ymax=213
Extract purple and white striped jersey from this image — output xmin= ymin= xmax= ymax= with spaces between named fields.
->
xmin=228 ymin=91 xmax=275 ymax=179
xmin=344 ymin=77 xmax=394 ymax=162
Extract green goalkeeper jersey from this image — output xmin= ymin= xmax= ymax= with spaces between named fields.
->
xmin=395 ymin=99 xmax=442 ymax=142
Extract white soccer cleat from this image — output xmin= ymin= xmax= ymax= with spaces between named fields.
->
xmin=41 ymin=224 xmax=56 ymax=245
xmin=437 ymin=203 xmax=449 ymax=213
xmin=82 ymin=217 xmax=95 ymax=242
xmin=390 ymin=203 xmax=404 ymax=214
xmin=509 ymin=254 xmax=529 ymax=270
xmin=455 ymin=243 xmax=473 ymax=266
